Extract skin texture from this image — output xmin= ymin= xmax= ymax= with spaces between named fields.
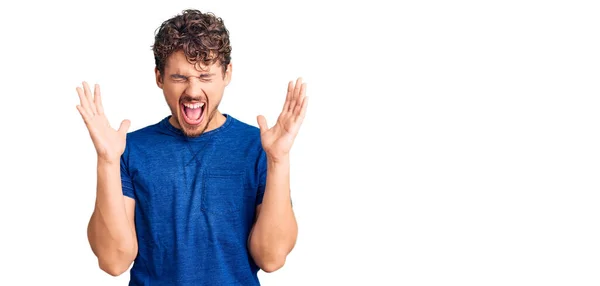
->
xmin=76 ymin=82 xmax=137 ymax=276
xmin=156 ymin=50 xmax=232 ymax=137
xmin=77 ymin=50 xmax=308 ymax=275
xmin=249 ymin=77 xmax=308 ymax=272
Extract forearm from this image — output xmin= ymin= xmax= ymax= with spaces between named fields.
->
xmin=87 ymin=159 xmax=136 ymax=273
xmin=249 ymin=156 xmax=298 ymax=270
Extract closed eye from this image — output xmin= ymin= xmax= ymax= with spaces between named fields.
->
xmin=171 ymin=74 xmax=187 ymax=82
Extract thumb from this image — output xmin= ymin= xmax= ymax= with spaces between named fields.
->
xmin=257 ymin=115 xmax=268 ymax=134
xmin=118 ymin=119 xmax=131 ymax=135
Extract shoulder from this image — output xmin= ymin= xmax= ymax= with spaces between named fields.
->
xmin=226 ymin=115 xmax=261 ymax=141
xmin=228 ymin=115 xmax=259 ymax=133
xmin=223 ymin=115 xmax=264 ymax=154
xmin=123 ymin=118 xmax=168 ymax=153
xmin=125 ymin=122 xmax=160 ymax=144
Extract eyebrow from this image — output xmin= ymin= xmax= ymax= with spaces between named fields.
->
xmin=170 ymin=72 xmax=215 ymax=78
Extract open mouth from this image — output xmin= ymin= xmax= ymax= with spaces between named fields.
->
xmin=181 ymin=101 xmax=206 ymax=126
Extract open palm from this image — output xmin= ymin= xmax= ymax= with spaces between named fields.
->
xmin=257 ymin=78 xmax=309 ymax=161
xmin=76 ymin=82 xmax=130 ymax=164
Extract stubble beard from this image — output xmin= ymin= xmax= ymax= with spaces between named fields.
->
xmin=179 ymin=106 xmax=218 ymax=138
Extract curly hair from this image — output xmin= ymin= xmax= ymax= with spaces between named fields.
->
xmin=152 ymin=9 xmax=232 ymax=77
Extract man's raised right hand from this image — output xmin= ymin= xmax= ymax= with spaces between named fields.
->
xmin=76 ymin=81 xmax=130 ymax=164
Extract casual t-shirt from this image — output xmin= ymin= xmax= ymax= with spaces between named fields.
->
xmin=120 ymin=114 xmax=267 ymax=285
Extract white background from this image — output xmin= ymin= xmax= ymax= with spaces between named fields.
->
xmin=0 ymin=0 xmax=599 ymax=285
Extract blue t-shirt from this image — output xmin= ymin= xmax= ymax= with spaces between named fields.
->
xmin=120 ymin=114 xmax=267 ymax=285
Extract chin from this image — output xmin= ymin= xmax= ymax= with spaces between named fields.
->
xmin=177 ymin=115 xmax=209 ymax=137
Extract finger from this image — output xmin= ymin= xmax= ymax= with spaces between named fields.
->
xmin=288 ymin=77 xmax=303 ymax=112
xmin=257 ymin=115 xmax=268 ymax=134
xmin=94 ymin=84 xmax=105 ymax=115
xmin=118 ymin=119 xmax=131 ymax=135
xmin=76 ymin=105 xmax=90 ymax=122
xmin=292 ymin=83 xmax=307 ymax=115
xmin=290 ymin=77 xmax=302 ymax=111
xmin=282 ymin=81 xmax=293 ymax=113
xmin=77 ymin=86 xmax=94 ymax=116
xmin=297 ymin=96 xmax=309 ymax=121
xmin=83 ymin=81 xmax=98 ymax=115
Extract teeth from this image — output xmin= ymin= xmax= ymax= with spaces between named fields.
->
xmin=183 ymin=102 xmax=204 ymax=109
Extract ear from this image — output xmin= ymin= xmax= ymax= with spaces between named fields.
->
xmin=155 ymin=67 xmax=164 ymax=89
xmin=224 ymin=63 xmax=233 ymax=86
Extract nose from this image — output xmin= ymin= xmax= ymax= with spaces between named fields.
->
xmin=185 ymin=78 xmax=204 ymax=98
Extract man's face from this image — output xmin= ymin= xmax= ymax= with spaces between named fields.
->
xmin=156 ymin=50 xmax=232 ymax=137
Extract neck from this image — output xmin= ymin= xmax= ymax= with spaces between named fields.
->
xmin=205 ymin=110 xmax=226 ymax=132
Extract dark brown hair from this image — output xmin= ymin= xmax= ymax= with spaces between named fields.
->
xmin=152 ymin=9 xmax=232 ymax=77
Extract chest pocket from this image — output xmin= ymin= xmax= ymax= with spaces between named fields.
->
xmin=202 ymin=171 xmax=246 ymax=215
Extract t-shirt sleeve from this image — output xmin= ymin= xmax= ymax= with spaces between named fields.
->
xmin=120 ymin=148 xmax=135 ymax=199
xmin=256 ymin=148 xmax=267 ymax=206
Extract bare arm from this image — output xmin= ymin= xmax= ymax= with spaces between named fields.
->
xmin=248 ymin=157 xmax=297 ymax=272
xmin=76 ymin=81 xmax=136 ymax=276
xmin=87 ymin=161 xmax=137 ymax=276
xmin=249 ymin=78 xmax=308 ymax=272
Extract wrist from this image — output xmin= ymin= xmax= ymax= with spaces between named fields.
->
xmin=267 ymin=155 xmax=290 ymax=168
xmin=97 ymin=156 xmax=120 ymax=167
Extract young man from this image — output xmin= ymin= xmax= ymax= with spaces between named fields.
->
xmin=76 ymin=9 xmax=307 ymax=285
